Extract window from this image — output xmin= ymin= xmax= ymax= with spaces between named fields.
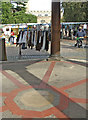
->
xmin=38 ymin=14 xmax=42 ymax=16
xmin=41 ymin=20 xmax=45 ymax=23
xmin=45 ymin=14 xmax=48 ymax=16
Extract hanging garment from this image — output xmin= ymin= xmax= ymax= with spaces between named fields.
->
xmin=17 ymin=30 xmax=25 ymax=44
xmin=67 ymin=29 xmax=69 ymax=37
xmin=16 ymin=32 xmax=20 ymax=45
xmin=22 ymin=31 xmax=27 ymax=49
xmin=37 ymin=30 xmax=40 ymax=44
xmin=41 ymin=31 xmax=44 ymax=48
xmin=26 ymin=30 xmax=28 ymax=43
xmin=69 ymin=29 xmax=71 ymax=37
xmin=27 ymin=30 xmax=30 ymax=45
xmin=36 ymin=30 xmax=41 ymax=51
xmin=48 ymin=30 xmax=51 ymax=41
xmin=33 ymin=30 xmax=37 ymax=46
xmin=18 ymin=30 xmax=23 ymax=43
xmin=45 ymin=31 xmax=49 ymax=51
xmin=21 ymin=31 xmax=27 ymax=49
xmin=28 ymin=31 xmax=30 ymax=40
xmin=28 ymin=30 xmax=32 ymax=48
xmin=17 ymin=30 xmax=27 ymax=49
xmin=31 ymin=30 xmax=34 ymax=49
xmin=41 ymin=31 xmax=46 ymax=50
xmin=34 ymin=30 xmax=37 ymax=46
xmin=33 ymin=30 xmax=35 ymax=46
xmin=31 ymin=30 xmax=34 ymax=45
xmin=36 ymin=30 xmax=39 ymax=49
xmin=39 ymin=32 xmax=42 ymax=43
xmin=63 ymin=28 xmax=65 ymax=36
xmin=22 ymin=31 xmax=27 ymax=43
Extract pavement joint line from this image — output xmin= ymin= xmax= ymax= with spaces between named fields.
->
xmin=2 ymin=71 xmax=26 ymax=88
xmin=59 ymin=79 xmax=87 ymax=91
xmin=40 ymin=61 xmax=56 ymax=87
xmin=70 ymin=98 xmax=88 ymax=104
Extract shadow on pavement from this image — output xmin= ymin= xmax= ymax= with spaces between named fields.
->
xmin=2 ymin=60 xmax=87 ymax=119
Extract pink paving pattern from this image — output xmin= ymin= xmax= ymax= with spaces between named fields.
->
xmin=0 ymin=61 xmax=87 ymax=119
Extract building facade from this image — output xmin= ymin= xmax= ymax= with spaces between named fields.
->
xmin=27 ymin=10 xmax=51 ymax=23
xmin=26 ymin=0 xmax=63 ymax=24
xmin=26 ymin=0 xmax=51 ymax=23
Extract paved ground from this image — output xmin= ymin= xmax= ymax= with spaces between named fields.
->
xmin=0 ymin=39 xmax=88 ymax=119
xmin=5 ymin=39 xmax=87 ymax=62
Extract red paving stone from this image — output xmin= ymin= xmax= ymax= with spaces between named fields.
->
xmin=39 ymin=61 xmax=56 ymax=88
xmin=0 ymin=106 xmax=8 ymax=112
xmin=59 ymin=79 xmax=87 ymax=91
xmin=0 ymin=93 xmax=8 ymax=97
xmin=42 ymin=61 xmax=55 ymax=83
xmin=70 ymin=98 xmax=88 ymax=104
xmin=0 ymin=61 xmax=87 ymax=118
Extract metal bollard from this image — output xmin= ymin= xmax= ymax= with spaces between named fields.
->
xmin=86 ymin=36 xmax=88 ymax=45
xmin=0 ymin=38 xmax=7 ymax=61
xmin=86 ymin=29 xmax=88 ymax=45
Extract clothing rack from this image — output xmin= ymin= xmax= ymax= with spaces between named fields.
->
xmin=16 ymin=29 xmax=51 ymax=56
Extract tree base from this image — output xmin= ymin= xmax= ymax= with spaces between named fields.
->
xmin=46 ymin=54 xmax=64 ymax=61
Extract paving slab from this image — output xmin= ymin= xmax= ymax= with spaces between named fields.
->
xmin=14 ymin=88 xmax=55 ymax=111
xmin=26 ymin=62 xmax=51 ymax=80
xmin=2 ymin=73 xmax=18 ymax=93
xmin=2 ymin=110 xmax=22 ymax=118
xmin=65 ymin=83 xmax=86 ymax=98
xmin=6 ymin=70 xmax=29 ymax=86
xmin=48 ymin=62 xmax=86 ymax=88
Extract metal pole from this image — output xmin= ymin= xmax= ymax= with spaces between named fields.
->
xmin=18 ymin=44 xmax=21 ymax=58
xmin=51 ymin=1 xmax=60 ymax=58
